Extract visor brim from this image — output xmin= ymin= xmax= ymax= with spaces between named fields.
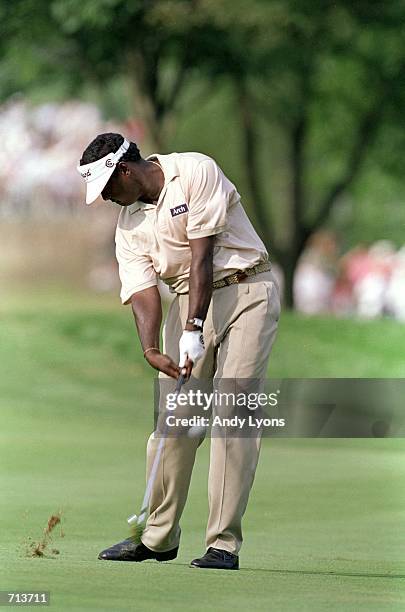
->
xmin=85 ymin=165 xmax=116 ymax=205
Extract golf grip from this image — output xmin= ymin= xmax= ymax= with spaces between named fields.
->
xmin=135 ymin=373 xmax=185 ymax=525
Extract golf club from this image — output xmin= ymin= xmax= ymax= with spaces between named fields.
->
xmin=127 ymin=372 xmax=186 ymax=542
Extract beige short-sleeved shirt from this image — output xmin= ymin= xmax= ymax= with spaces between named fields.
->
xmin=115 ymin=152 xmax=269 ymax=304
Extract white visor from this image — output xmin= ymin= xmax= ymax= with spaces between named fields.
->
xmin=77 ymin=139 xmax=130 ymax=204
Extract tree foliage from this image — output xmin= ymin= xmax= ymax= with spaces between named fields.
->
xmin=2 ymin=0 xmax=405 ymax=305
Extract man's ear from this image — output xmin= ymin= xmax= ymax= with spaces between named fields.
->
xmin=117 ymin=161 xmax=130 ymax=176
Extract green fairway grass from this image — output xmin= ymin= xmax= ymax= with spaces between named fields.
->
xmin=1 ymin=288 xmax=404 ymax=611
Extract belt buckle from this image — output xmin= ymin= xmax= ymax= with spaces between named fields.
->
xmin=236 ymin=270 xmax=248 ymax=282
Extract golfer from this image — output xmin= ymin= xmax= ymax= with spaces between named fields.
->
xmin=77 ymin=133 xmax=280 ymax=570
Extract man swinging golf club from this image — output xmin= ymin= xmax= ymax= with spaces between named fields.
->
xmin=77 ymin=133 xmax=281 ymax=570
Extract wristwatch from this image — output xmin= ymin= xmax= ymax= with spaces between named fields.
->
xmin=186 ymin=317 xmax=204 ymax=330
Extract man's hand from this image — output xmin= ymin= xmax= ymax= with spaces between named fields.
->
xmin=179 ymin=330 xmax=205 ymax=379
xmin=145 ymin=350 xmax=181 ymax=380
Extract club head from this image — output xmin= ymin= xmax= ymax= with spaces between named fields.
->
xmin=127 ymin=514 xmax=138 ymax=526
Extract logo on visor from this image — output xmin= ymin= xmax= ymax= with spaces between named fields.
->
xmin=105 ymin=159 xmax=115 ymax=168
xmin=170 ymin=203 xmax=189 ymax=217
xmin=81 ymin=169 xmax=91 ymax=178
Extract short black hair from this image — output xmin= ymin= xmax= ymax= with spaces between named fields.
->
xmin=79 ymin=132 xmax=141 ymax=165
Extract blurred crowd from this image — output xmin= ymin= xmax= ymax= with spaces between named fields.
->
xmin=0 ymin=98 xmax=143 ymax=218
xmin=0 ymin=99 xmax=94 ymax=216
xmin=294 ymin=232 xmax=405 ymax=320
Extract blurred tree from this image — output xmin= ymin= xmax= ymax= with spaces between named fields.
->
xmin=2 ymin=0 xmax=405 ymax=305
xmin=177 ymin=0 xmax=405 ymax=305
xmin=0 ymin=0 xmax=205 ymax=149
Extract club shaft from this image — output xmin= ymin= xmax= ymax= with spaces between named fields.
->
xmin=130 ymin=374 xmax=185 ymax=526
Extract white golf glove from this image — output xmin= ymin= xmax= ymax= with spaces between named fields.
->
xmin=179 ymin=330 xmax=205 ymax=367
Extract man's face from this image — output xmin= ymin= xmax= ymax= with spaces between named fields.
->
xmin=101 ymin=164 xmax=142 ymax=206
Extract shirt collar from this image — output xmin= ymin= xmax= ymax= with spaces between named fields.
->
xmin=127 ymin=201 xmax=155 ymax=214
xmin=147 ymin=153 xmax=179 ymax=184
xmin=128 ymin=153 xmax=179 ymax=215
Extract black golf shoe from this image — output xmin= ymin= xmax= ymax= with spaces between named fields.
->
xmin=190 ymin=547 xmax=239 ymax=570
xmin=98 ymin=539 xmax=178 ymax=562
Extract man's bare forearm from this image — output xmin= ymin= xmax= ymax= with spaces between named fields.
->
xmin=130 ymin=285 xmax=180 ymax=379
xmin=187 ymin=259 xmax=213 ymax=322
xmin=186 ymin=236 xmax=214 ymax=329
xmin=130 ymin=286 xmax=162 ymax=350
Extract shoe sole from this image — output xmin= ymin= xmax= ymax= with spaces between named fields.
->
xmin=98 ymin=551 xmax=178 ymax=562
xmin=189 ymin=563 xmax=239 ymax=570
xmin=156 ymin=551 xmax=178 ymax=562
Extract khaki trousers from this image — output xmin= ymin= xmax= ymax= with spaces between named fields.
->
xmin=141 ymin=271 xmax=281 ymax=554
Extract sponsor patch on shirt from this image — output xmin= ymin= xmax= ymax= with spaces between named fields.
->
xmin=170 ymin=203 xmax=189 ymax=217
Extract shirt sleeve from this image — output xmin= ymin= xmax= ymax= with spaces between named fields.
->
xmin=115 ymin=228 xmax=158 ymax=305
xmin=186 ymin=159 xmax=228 ymax=239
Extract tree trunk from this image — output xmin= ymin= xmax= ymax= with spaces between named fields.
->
xmin=281 ymin=231 xmax=309 ymax=309
xmin=236 ymin=78 xmax=275 ymax=251
xmin=282 ymin=253 xmax=298 ymax=309
xmin=127 ymin=50 xmax=167 ymax=151
xmin=284 ymin=113 xmax=309 ymax=309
